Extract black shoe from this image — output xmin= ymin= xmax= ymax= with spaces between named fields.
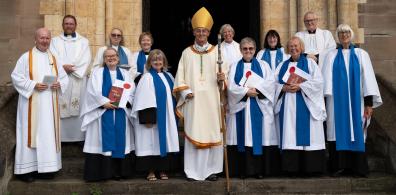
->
xmin=186 ymin=177 xmax=196 ymax=182
xmin=16 ymin=173 xmax=35 ymax=183
xmin=206 ymin=174 xmax=218 ymax=181
xmin=36 ymin=172 xmax=55 ymax=179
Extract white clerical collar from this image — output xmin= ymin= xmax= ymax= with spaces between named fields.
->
xmin=193 ymin=42 xmax=210 ymax=52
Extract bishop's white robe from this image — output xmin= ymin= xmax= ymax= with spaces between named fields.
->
xmin=174 ymin=43 xmax=228 ymax=180
xmin=131 ymin=72 xmax=179 ymax=156
xmin=295 ymin=28 xmax=336 ymax=68
xmin=227 ymin=60 xmax=278 ymax=147
xmin=80 ymin=67 xmax=135 ymax=156
xmin=12 ymin=47 xmax=69 ymax=174
xmin=50 ymin=32 xmax=91 ymax=142
xmin=256 ymin=48 xmax=290 ymax=72
xmin=322 ymin=48 xmax=382 ymax=142
xmin=274 ymin=58 xmax=327 ymax=151
xmin=221 ymin=40 xmax=242 ymax=66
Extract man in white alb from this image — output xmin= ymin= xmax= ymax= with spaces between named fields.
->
xmin=50 ymin=15 xmax=91 ymax=142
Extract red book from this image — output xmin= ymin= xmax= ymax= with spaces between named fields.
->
xmin=108 ymin=86 xmax=124 ymax=107
xmin=286 ymin=73 xmax=306 ymax=84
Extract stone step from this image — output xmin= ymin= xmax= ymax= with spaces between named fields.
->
xmin=58 ymin=154 xmax=387 ymax=178
xmin=7 ymin=173 xmax=396 ymax=195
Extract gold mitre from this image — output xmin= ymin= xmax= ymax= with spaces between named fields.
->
xmin=191 ymin=7 xmax=214 ymax=30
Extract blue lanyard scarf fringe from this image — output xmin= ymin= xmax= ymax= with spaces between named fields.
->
xmin=234 ymin=58 xmax=264 ymax=155
xmin=261 ymin=48 xmax=283 ymax=70
xmin=333 ymin=44 xmax=364 ymax=152
xmin=101 ymin=66 xmax=126 ymax=158
xmin=278 ymin=55 xmax=311 ymax=148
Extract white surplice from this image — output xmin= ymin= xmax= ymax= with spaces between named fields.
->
xmin=227 ymin=60 xmax=278 ymax=146
xmin=131 ymin=72 xmax=179 ymax=156
xmin=221 ymin=40 xmax=242 ymax=66
xmin=274 ymin=58 xmax=327 ymax=151
xmin=322 ymin=48 xmax=382 ymax=142
xmin=12 ymin=47 xmax=69 ymax=174
xmin=80 ymin=67 xmax=135 ymax=156
xmin=50 ymin=32 xmax=91 ymax=142
xmin=256 ymin=48 xmax=290 ymax=71
xmin=295 ymin=28 xmax=336 ymax=68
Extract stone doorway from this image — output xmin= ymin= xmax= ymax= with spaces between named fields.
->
xmin=146 ymin=0 xmax=260 ymax=75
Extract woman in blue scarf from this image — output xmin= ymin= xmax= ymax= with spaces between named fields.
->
xmin=322 ymin=24 xmax=382 ymax=177
xmin=256 ymin=30 xmax=289 ymax=72
xmin=132 ymin=32 xmax=154 ymax=84
xmin=132 ymin=49 xmax=180 ymax=181
xmin=227 ymin=37 xmax=280 ymax=179
xmin=81 ymin=47 xmax=136 ymax=181
xmin=274 ymin=36 xmax=327 ymax=176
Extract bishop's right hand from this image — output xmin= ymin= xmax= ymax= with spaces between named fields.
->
xmin=186 ymin=93 xmax=194 ymax=100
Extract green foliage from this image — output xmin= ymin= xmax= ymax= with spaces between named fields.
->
xmin=89 ymin=185 xmax=102 ymax=195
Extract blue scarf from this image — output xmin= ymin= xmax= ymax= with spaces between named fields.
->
xmin=149 ymin=68 xmax=176 ymax=157
xmin=234 ymin=58 xmax=264 ymax=155
xmin=101 ymin=66 xmax=126 ymax=158
xmin=137 ymin=50 xmax=147 ymax=74
xmin=117 ymin=46 xmax=128 ymax=66
xmin=333 ymin=44 xmax=364 ymax=152
xmin=278 ymin=55 xmax=311 ymax=147
xmin=261 ymin=48 xmax=283 ymax=70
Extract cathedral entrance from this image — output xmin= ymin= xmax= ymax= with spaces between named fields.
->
xmin=146 ymin=0 xmax=260 ymax=75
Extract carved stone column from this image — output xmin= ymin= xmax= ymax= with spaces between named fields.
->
xmin=337 ymin=0 xmax=364 ymax=43
xmin=260 ymin=0 xmax=290 ymax=48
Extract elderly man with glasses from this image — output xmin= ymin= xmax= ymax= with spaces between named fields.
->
xmin=295 ymin=11 xmax=336 ymax=68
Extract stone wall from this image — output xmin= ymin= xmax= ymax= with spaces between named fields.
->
xmin=0 ymin=0 xmax=43 ymax=85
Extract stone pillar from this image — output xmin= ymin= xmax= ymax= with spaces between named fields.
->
xmin=260 ymin=0 xmax=290 ymax=48
xmin=337 ymin=0 xmax=364 ymax=43
xmin=289 ymin=0 xmax=298 ymax=38
xmin=105 ymin=0 xmax=142 ymax=52
xmin=297 ymin=0 xmax=328 ymax=31
xmin=327 ymin=0 xmax=337 ymax=34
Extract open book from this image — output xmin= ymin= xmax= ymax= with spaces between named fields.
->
xmin=282 ymin=66 xmax=311 ymax=84
xmin=108 ymin=79 xmax=133 ymax=108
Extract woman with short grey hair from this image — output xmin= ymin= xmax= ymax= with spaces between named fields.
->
xmin=322 ymin=24 xmax=382 ymax=177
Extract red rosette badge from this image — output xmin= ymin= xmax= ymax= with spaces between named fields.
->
xmin=123 ymin=83 xmax=131 ymax=89
xmin=245 ymin=71 xmax=252 ymax=78
xmin=289 ymin=67 xmax=295 ymax=73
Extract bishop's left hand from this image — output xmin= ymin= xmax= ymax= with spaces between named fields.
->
xmin=217 ymin=72 xmax=225 ymax=82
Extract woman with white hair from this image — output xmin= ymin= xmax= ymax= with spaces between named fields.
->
xmin=274 ymin=36 xmax=327 ymax=176
xmin=219 ymin=24 xmax=242 ymax=66
xmin=322 ymin=24 xmax=382 ymax=177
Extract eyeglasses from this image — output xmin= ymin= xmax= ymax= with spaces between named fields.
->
xmin=304 ymin=19 xmax=317 ymax=23
xmin=242 ymin=47 xmax=255 ymax=51
xmin=105 ymin=54 xmax=118 ymax=58
xmin=111 ymin=34 xmax=122 ymax=38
